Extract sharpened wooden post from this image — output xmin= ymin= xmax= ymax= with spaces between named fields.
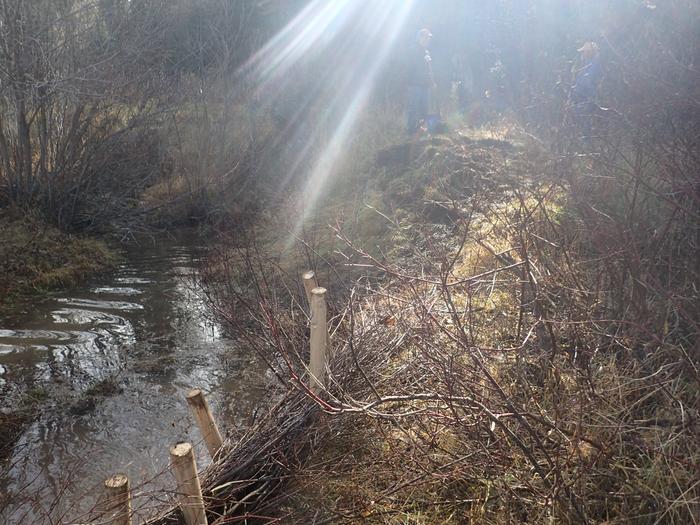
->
xmin=103 ymin=474 xmax=131 ymax=525
xmin=186 ymin=389 xmax=223 ymax=459
xmin=170 ymin=442 xmax=208 ymax=525
xmin=302 ymin=270 xmax=318 ymax=306
xmin=309 ymin=287 xmax=328 ymax=392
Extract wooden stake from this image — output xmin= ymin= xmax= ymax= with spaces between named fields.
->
xmin=103 ymin=474 xmax=131 ymax=525
xmin=309 ymin=286 xmax=328 ymax=392
xmin=302 ymin=270 xmax=318 ymax=306
xmin=186 ymin=389 xmax=223 ymax=459
xmin=304 ymin=271 xmax=332 ymax=348
xmin=170 ymin=442 xmax=208 ymax=525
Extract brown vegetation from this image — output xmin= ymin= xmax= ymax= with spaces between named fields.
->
xmin=0 ymin=1 xmax=698 ymax=523
xmin=191 ymin=123 xmax=698 ymax=523
xmin=0 ymin=208 xmax=117 ymax=301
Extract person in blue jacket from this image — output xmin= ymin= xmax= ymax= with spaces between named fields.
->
xmin=572 ymin=41 xmax=603 ymax=140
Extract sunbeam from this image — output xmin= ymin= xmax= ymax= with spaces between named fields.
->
xmin=239 ymin=0 xmax=416 ymax=250
xmin=244 ymin=0 xmax=360 ymax=93
xmin=286 ymin=0 xmax=415 ymax=247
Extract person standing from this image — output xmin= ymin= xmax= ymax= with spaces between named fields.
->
xmin=571 ymin=41 xmax=603 ymax=140
xmin=406 ymin=28 xmax=435 ymax=136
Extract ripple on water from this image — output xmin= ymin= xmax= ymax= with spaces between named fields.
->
xmin=56 ymin=298 xmax=144 ymax=311
xmin=0 ymin=329 xmax=74 ymax=344
xmin=114 ymin=276 xmax=153 ymax=285
xmin=0 ymin=321 xmax=133 ymax=360
xmin=51 ymin=308 xmax=130 ymax=326
xmin=90 ymin=286 xmax=144 ymax=295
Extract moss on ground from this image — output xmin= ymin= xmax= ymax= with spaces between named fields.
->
xmin=0 ymin=208 xmax=119 ymax=305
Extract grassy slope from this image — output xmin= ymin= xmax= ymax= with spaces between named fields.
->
xmin=0 ymin=208 xmax=118 ymax=304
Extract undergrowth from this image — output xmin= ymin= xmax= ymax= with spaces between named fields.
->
xmin=200 ymin=121 xmax=698 ymax=524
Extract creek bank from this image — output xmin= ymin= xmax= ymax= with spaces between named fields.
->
xmin=227 ymin=128 xmax=697 ymax=524
xmin=0 ymin=208 xmax=119 ymax=308
xmin=184 ymin=128 xmax=532 ymax=524
xmin=272 ymin=132 xmax=530 ymax=522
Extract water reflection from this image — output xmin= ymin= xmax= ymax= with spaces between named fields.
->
xmin=51 ymin=308 xmax=128 ymax=325
xmin=90 ymin=286 xmax=143 ymax=295
xmin=56 ymin=297 xmax=144 ymax=311
xmin=0 ymin=233 xmax=267 ymax=523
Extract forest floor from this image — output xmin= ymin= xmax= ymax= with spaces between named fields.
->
xmin=199 ymin=124 xmax=697 ymax=525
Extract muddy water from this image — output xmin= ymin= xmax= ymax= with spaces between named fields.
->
xmin=0 ymin=233 xmax=267 ymax=523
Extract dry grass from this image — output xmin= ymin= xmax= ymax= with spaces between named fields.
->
xmin=0 ymin=207 xmax=118 ymax=302
xmin=210 ymin=130 xmax=697 ymax=524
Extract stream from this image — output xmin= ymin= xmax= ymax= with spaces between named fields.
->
xmin=0 ymin=232 xmax=267 ymax=523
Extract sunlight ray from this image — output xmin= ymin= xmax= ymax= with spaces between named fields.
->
xmin=284 ymin=0 xmax=417 ymax=249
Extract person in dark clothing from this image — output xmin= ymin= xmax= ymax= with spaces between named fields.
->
xmin=406 ymin=28 xmax=435 ymax=136
xmin=571 ymin=41 xmax=603 ymax=140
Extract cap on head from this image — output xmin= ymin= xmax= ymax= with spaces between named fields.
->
xmin=577 ymin=41 xmax=599 ymax=54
